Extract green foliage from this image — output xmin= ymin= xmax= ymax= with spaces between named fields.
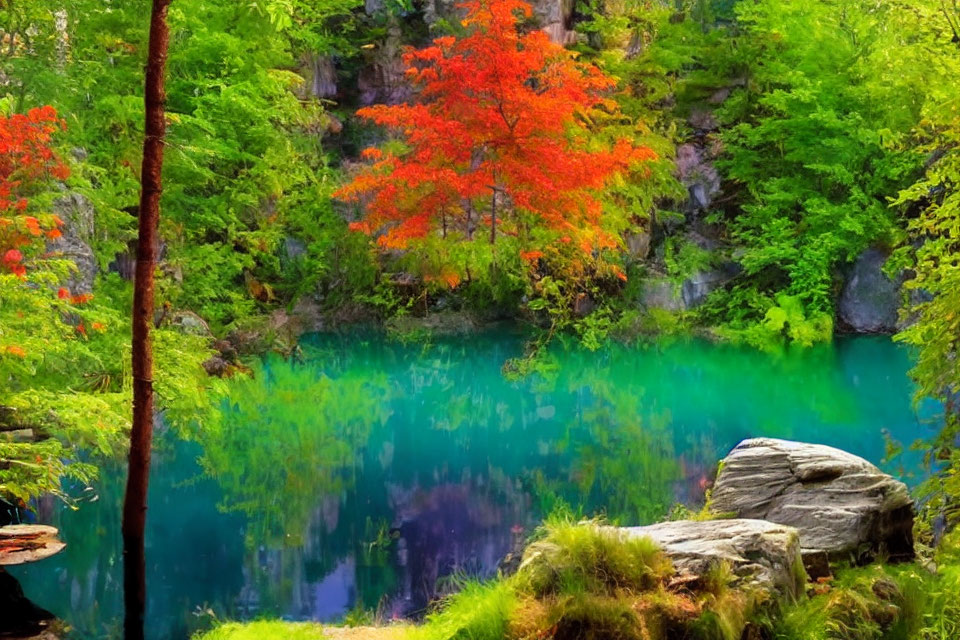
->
xmin=892 ymin=118 xmax=960 ymax=531
xmin=770 ymin=560 xmax=960 ymax=640
xmin=698 ymin=0 xmax=951 ymax=339
xmin=196 ymin=355 xmax=389 ymax=546
xmin=2 ymin=0 xmax=368 ymax=331
xmin=713 ymin=293 xmax=833 ymax=350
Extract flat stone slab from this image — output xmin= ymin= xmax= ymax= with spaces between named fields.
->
xmin=709 ymin=438 xmax=914 ymax=562
xmin=622 ymin=518 xmax=805 ymax=600
xmin=0 ymin=525 xmax=66 ymax=565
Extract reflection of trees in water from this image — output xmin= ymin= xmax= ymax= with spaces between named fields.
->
xmin=197 ymin=358 xmax=390 ymax=548
xmin=12 ymin=439 xmax=247 ymax=640
xmin=382 ymin=476 xmax=531 ymax=618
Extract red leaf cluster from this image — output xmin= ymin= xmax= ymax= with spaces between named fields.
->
xmin=0 ymin=106 xmax=69 ymax=278
xmin=334 ymin=0 xmax=655 ymax=255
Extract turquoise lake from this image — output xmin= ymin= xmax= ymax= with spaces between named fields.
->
xmin=11 ymin=333 xmax=940 ymax=639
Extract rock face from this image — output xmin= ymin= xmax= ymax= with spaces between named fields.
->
xmin=676 ymin=142 xmax=721 ymax=215
xmin=303 ymin=54 xmax=337 ymax=99
xmin=357 ymin=21 xmax=410 ymax=106
xmin=709 ymin=438 xmax=915 ymax=565
xmin=622 ymin=519 xmax=805 ymax=600
xmin=838 ymin=248 xmax=901 ymax=333
xmin=48 ymin=192 xmax=97 ymax=294
xmin=681 ymin=262 xmax=741 ymax=308
xmin=640 ymin=277 xmax=686 ymax=313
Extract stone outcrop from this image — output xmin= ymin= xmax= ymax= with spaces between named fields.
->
xmin=357 ymin=21 xmax=410 ymax=106
xmin=48 ymin=191 xmax=97 ymax=294
xmin=838 ymin=248 xmax=902 ymax=333
xmin=709 ymin=438 xmax=914 ymax=567
xmin=165 ymin=310 xmax=213 ymax=337
xmin=420 ymin=0 xmax=579 ymax=44
xmin=640 ymin=277 xmax=686 ymax=313
xmin=681 ymin=261 xmax=740 ymax=308
xmin=303 ymin=54 xmax=337 ymax=99
xmin=622 ymin=519 xmax=806 ymax=600
xmin=676 ymin=143 xmax=721 ymax=215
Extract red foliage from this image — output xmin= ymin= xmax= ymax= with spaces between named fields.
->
xmin=0 ymin=106 xmax=69 ymax=277
xmin=335 ymin=0 xmax=654 ymax=256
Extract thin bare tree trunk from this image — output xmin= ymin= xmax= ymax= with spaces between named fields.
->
xmin=490 ymin=190 xmax=497 ymax=244
xmin=122 ymin=1 xmax=170 ymax=638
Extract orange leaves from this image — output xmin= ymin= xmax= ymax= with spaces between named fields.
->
xmin=434 ymin=35 xmax=457 ymax=50
xmin=360 ymin=147 xmax=384 ymax=161
xmin=1 ymin=106 xmax=69 ymax=279
xmin=4 ymin=345 xmax=26 ymax=358
xmin=424 ymin=270 xmax=461 ymax=289
xmin=334 ymin=0 xmax=656 ymax=266
xmin=520 ymin=250 xmax=544 ymax=262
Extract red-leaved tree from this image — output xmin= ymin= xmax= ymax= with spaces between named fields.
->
xmin=335 ymin=0 xmax=654 ymax=258
xmin=0 ymin=106 xmax=69 ymax=277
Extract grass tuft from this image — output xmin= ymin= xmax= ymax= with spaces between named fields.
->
xmin=515 ymin=516 xmax=673 ymax=597
xmin=408 ymin=579 xmax=517 ymax=640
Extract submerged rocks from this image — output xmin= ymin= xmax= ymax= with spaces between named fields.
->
xmin=838 ymin=248 xmax=902 ymax=333
xmin=709 ymin=438 xmax=914 ymax=566
xmin=622 ymin=519 xmax=806 ymax=600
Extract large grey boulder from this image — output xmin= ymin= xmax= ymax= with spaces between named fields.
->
xmin=838 ymin=248 xmax=901 ymax=333
xmin=622 ymin=519 xmax=805 ymax=600
xmin=709 ymin=438 xmax=914 ymax=566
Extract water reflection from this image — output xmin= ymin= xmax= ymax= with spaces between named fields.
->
xmin=12 ymin=334 xmax=937 ymax=639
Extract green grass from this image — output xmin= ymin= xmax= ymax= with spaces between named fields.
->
xmin=516 ymin=516 xmax=673 ymax=597
xmin=408 ymin=579 xmax=517 ymax=640
xmin=772 ymin=565 xmax=926 ymax=640
xmin=193 ymin=621 xmax=326 ymax=640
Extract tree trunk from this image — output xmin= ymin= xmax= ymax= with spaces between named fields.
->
xmin=122 ymin=1 xmax=170 ymax=639
xmin=490 ymin=191 xmax=497 ymax=244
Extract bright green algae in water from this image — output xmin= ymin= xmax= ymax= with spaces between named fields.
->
xmin=11 ymin=334 xmax=939 ymax=639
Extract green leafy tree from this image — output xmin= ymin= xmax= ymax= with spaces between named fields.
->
xmin=701 ymin=0 xmax=947 ymax=343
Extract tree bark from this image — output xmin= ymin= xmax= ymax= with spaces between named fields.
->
xmin=489 ymin=189 xmax=497 ymax=245
xmin=122 ymin=1 xmax=170 ymax=639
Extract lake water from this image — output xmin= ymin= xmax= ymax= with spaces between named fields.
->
xmin=11 ymin=333 xmax=940 ymax=639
